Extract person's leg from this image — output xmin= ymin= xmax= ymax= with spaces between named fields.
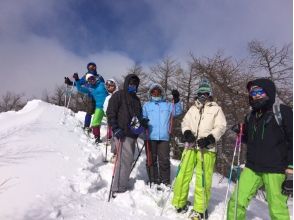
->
xmin=262 ymin=173 xmax=290 ymax=220
xmin=227 ymin=167 xmax=263 ymax=220
xmin=193 ymin=151 xmax=216 ymax=214
xmin=83 ymin=96 xmax=94 ymax=128
xmin=84 ymin=113 xmax=92 ymax=128
xmin=148 ymin=140 xmax=159 ymax=184
xmin=172 ymin=149 xmax=197 ymax=209
xmin=157 ymin=141 xmax=171 ymax=185
xmin=111 ymin=137 xmax=136 ymax=192
xmin=91 ymin=108 xmax=104 ymax=142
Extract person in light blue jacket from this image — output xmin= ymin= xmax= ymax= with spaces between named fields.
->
xmin=142 ymin=83 xmax=183 ymax=185
xmin=73 ymin=73 xmax=108 ymax=144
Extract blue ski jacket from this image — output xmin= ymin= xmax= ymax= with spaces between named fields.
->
xmin=75 ymin=79 xmax=108 ymax=109
xmin=143 ymin=83 xmax=183 ymax=141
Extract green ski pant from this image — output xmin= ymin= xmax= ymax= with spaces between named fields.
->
xmin=227 ymin=167 xmax=289 ymax=220
xmin=172 ymin=149 xmax=216 ymax=213
xmin=91 ymin=108 xmax=104 ymax=127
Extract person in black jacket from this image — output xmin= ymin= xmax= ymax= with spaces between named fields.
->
xmin=106 ymin=74 xmax=144 ymax=195
xmin=227 ymin=78 xmax=292 ymax=220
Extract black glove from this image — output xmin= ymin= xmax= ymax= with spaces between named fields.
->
xmin=140 ymin=118 xmax=149 ymax=129
xmin=197 ymin=134 xmax=215 ymax=149
xmin=182 ymin=130 xmax=196 ymax=143
xmin=64 ymin=77 xmax=73 ymax=86
xmin=113 ymin=128 xmax=125 ymax=140
xmin=231 ymin=123 xmax=245 ymax=135
xmin=282 ymin=173 xmax=293 ymax=197
xmin=73 ymin=73 xmax=79 ymax=81
xmin=172 ymin=89 xmax=180 ymax=103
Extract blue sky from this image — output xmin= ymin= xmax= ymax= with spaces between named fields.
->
xmin=0 ymin=0 xmax=292 ymax=97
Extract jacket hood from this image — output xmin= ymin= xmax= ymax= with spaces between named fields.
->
xmin=106 ymin=78 xmax=119 ymax=94
xmin=123 ymin=74 xmax=140 ymax=91
xmin=148 ymin=83 xmax=166 ymax=100
xmin=247 ymin=78 xmax=276 ymax=106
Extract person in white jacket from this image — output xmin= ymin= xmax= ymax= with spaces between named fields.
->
xmin=103 ymin=79 xmax=119 ymax=162
xmin=172 ymin=78 xmax=227 ymax=220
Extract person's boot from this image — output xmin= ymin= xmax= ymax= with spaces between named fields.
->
xmin=176 ymin=201 xmax=191 ymax=214
xmin=95 ymin=137 xmax=102 ymax=144
xmin=188 ymin=209 xmax=208 ymax=220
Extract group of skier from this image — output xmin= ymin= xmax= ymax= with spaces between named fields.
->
xmin=64 ymin=63 xmax=292 ymax=220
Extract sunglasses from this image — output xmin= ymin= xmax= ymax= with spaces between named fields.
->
xmin=250 ymin=88 xmax=266 ymax=97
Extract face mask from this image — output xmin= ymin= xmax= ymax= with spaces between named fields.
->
xmin=250 ymin=96 xmax=269 ymax=110
xmin=198 ymin=95 xmax=208 ymax=104
xmin=151 ymin=96 xmax=161 ymax=102
xmin=128 ymin=85 xmax=137 ymax=93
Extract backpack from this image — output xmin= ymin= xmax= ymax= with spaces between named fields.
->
xmin=246 ymin=102 xmax=285 ymax=136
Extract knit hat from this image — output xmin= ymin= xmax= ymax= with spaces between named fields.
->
xmin=87 ymin=62 xmax=96 ymax=70
xmin=196 ymin=78 xmax=212 ymax=96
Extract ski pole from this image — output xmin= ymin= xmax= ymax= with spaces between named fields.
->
xmin=222 ymin=135 xmax=240 ymax=220
xmin=130 ymin=142 xmax=145 ymax=173
xmin=234 ymin=124 xmax=243 ymax=220
xmin=103 ymin=125 xmax=109 ymax=163
xmin=169 ymin=100 xmax=175 ymax=135
xmin=108 ymin=139 xmax=121 ymax=202
xmin=145 ymin=129 xmax=152 ymax=188
xmin=200 ymin=149 xmax=207 ymax=220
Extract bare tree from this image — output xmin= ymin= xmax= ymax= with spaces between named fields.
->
xmin=176 ymin=62 xmax=199 ymax=111
xmin=248 ymin=40 xmax=293 ymax=106
xmin=150 ymin=57 xmax=181 ymax=97
xmin=0 ymin=92 xmax=26 ymax=112
xmin=50 ymin=85 xmax=66 ymax=107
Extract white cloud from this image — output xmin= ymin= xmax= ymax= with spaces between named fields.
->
xmin=0 ymin=35 xmax=135 ymax=97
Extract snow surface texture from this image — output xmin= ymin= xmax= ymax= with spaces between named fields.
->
xmin=0 ymin=100 xmax=292 ymax=220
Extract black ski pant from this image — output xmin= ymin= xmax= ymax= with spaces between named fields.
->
xmin=146 ymin=140 xmax=170 ymax=185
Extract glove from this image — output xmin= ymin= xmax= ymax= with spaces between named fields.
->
xmin=172 ymin=89 xmax=180 ymax=103
xmin=140 ymin=118 xmax=149 ymax=129
xmin=197 ymin=134 xmax=215 ymax=149
xmin=182 ymin=130 xmax=196 ymax=143
xmin=282 ymin=173 xmax=293 ymax=197
xmin=73 ymin=73 xmax=79 ymax=81
xmin=64 ymin=77 xmax=73 ymax=86
xmin=113 ymin=128 xmax=125 ymax=140
xmin=231 ymin=123 xmax=245 ymax=135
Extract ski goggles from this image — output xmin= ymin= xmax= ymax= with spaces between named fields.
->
xmin=106 ymin=80 xmax=115 ymax=87
xmin=249 ymin=88 xmax=266 ymax=97
xmin=197 ymin=92 xmax=209 ymax=98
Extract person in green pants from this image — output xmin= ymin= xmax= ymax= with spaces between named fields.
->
xmin=227 ymin=78 xmax=293 ymax=220
xmin=172 ymin=78 xmax=227 ymax=219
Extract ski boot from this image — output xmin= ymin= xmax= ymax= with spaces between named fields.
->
xmin=188 ymin=209 xmax=208 ymax=220
xmin=95 ymin=137 xmax=102 ymax=144
xmin=176 ymin=201 xmax=191 ymax=214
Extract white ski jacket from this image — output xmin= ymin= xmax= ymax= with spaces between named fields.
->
xmin=181 ymin=100 xmax=227 ymax=152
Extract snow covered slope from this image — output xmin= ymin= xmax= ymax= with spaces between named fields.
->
xmin=0 ymin=100 xmax=292 ymax=220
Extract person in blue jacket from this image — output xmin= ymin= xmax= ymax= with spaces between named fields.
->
xmin=142 ymin=83 xmax=183 ymax=185
xmin=73 ymin=72 xmax=108 ymax=143
xmin=65 ymin=62 xmax=104 ymax=132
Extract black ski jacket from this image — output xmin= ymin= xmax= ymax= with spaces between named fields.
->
xmin=106 ymin=74 xmax=142 ymax=139
xmin=243 ymin=78 xmax=293 ymax=173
